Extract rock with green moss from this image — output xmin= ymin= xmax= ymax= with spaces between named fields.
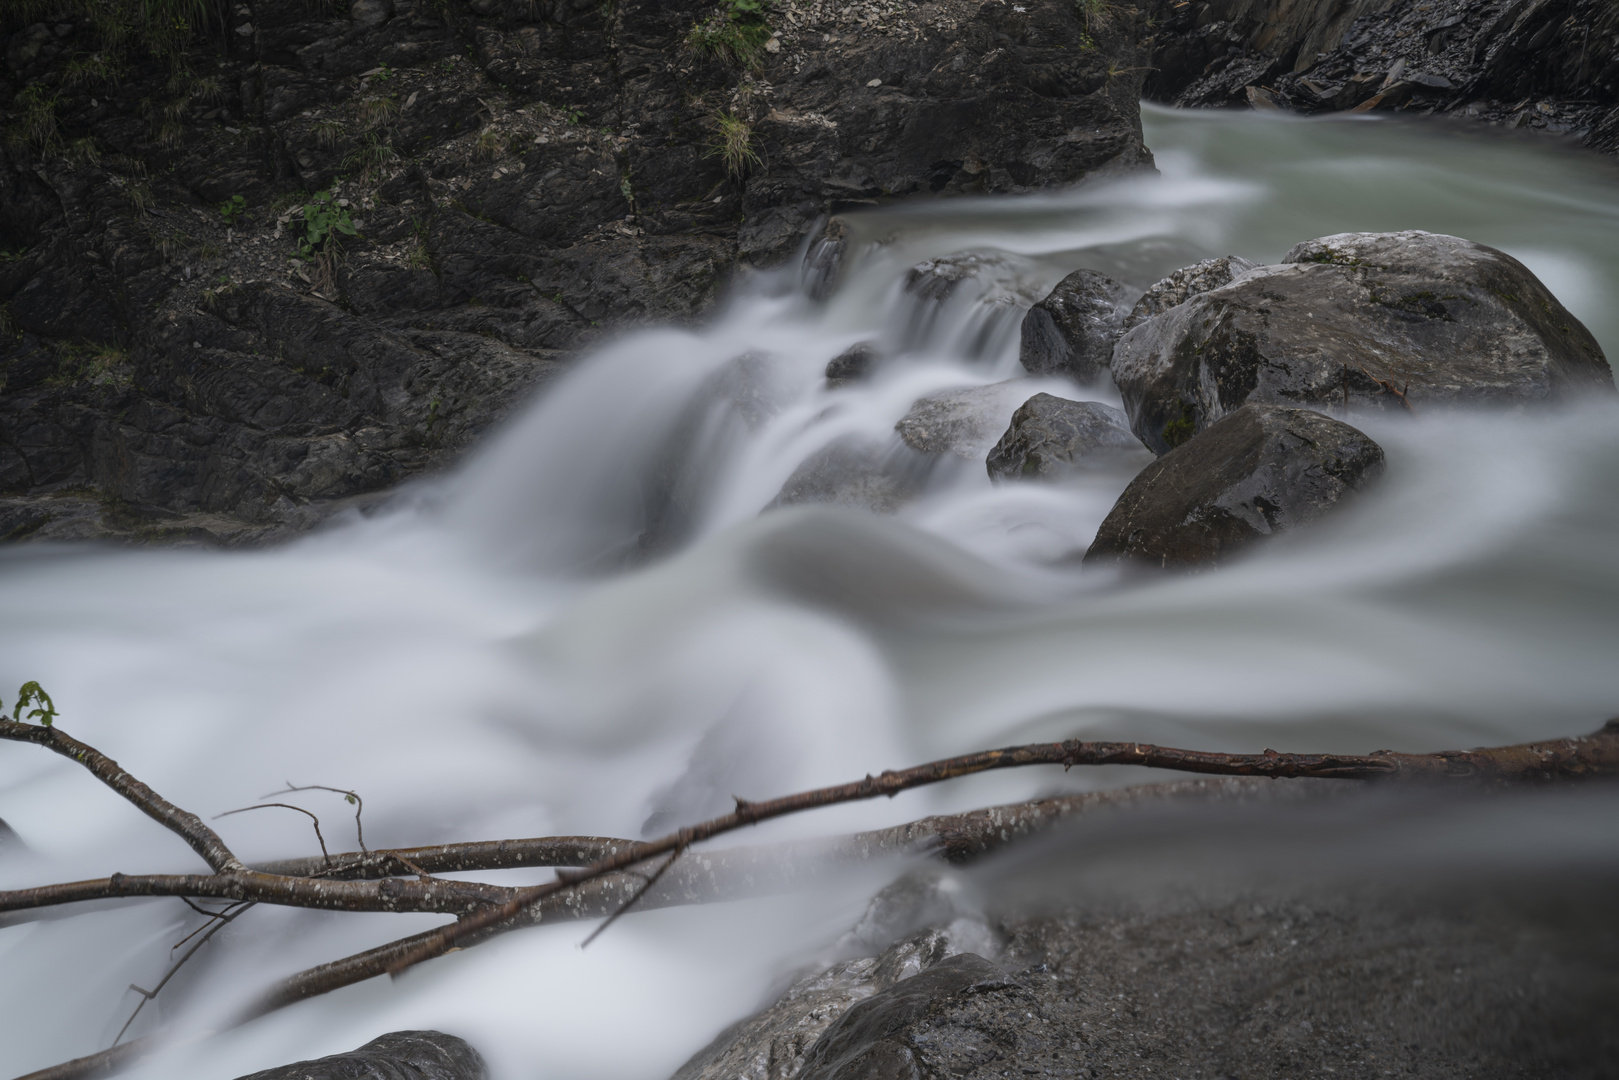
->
xmin=1109 ymin=231 xmax=1615 ymax=455
xmin=1084 ymin=403 xmax=1384 ymax=568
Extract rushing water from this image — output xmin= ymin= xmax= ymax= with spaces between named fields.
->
xmin=3 ymin=106 xmax=1619 ymax=1079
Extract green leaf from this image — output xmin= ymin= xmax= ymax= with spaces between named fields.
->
xmin=13 ymin=681 xmax=58 ymax=728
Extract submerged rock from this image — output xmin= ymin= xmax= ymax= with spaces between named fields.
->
xmin=1122 ymin=255 xmax=1261 ymax=330
xmin=986 ymin=395 xmax=1148 ymax=481
xmin=768 ymin=439 xmax=932 ymax=515
xmin=1111 ymin=231 xmax=1615 ymax=455
xmin=1084 ymin=404 xmax=1384 ymax=568
xmin=1018 ymin=269 xmax=1134 ymax=382
xmin=234 ymin=1031 xmax=485 ymax=1080
xmin=895 ymin=381 xmax=1034 ymax=459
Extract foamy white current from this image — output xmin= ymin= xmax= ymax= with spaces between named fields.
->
xmin=3 ymin=106 xmax=1619 ymax=1079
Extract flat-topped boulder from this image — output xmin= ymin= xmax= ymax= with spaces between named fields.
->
xmin=1110 ymin=231 xmax=1614 ymax=455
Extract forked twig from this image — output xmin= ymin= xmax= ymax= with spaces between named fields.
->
xmin=261 ymin=784 xmax=367 ymax=852
xmin=579 ymin=842 xmax=687 ymax=949
xmin=111 ymin=902 xmax=256 ymax=1048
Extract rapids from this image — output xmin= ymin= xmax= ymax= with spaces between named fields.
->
xmin=3 ymin=105 xmax=1619 ymax=1079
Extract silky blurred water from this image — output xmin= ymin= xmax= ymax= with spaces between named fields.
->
xmin=2 ymin=106 xmax=1619 ymax=1079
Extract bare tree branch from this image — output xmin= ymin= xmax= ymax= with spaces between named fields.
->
xmin=380 ymin=719 xmax=1619 ymax=979
xmin=252 ymin=836 xmax=636 ymax=880
xmin=112 ymin=902 xmax=256 ymax=1047
xmin=0 ymin=720 xmax=244 ymax=873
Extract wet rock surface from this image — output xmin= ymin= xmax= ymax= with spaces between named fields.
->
xmin=234 ymin=1030 xmax=486 ymax=1080
xmin=1121 ymin=254 xmax=1259 ymax=330
xmin=985 ymin=394 xmax=1146 ymax=481
xmin=678 ymin=874 xmax=1618 ymax=1080
xmin=1148 ymin=0 xmax=1619 ymax=154
xmin=1084 ymin=403 xmax=1384 ymax=568
xmin=826 ymin=343 xmax=880 ymax=388
xmin=895 ymin=381 xmax=1034 ymax=459
xmin=1017 ymin=268 xmax=1133 ymax=383
xmin=1110 ymin=231 xmax=1613 ymax=455
xmin=768 ymin=438 xmax=933 ymax=515
xmin=0 ymin=0 xmax=1154 ymax=544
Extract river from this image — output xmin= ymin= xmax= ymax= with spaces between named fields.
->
xmin=2 ymin=104 xmax=1618 ymax=1079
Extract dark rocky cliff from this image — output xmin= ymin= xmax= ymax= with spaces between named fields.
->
xmin=0 ymin=0 xmax=1153 ymax=544
xmin=1148 ymin=0 xmax=1619 ymax=150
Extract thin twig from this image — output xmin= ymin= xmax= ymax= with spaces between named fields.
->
xmin=112 ymin=902 xmax=255 ymax=1047
xmin=580 ymin=843 xmax=686 ymax=949
xmin=215 ymin=804 xmax=331 ymax=866
xmin=262 ymin=784 xmax=366 ymax=852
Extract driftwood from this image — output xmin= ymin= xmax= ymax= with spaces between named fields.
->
xmin=3 ymin=716 xmax=1617 ymax=1080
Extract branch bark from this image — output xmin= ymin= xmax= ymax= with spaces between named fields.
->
xmin=0 ymin=719 xmax=244 ymax=873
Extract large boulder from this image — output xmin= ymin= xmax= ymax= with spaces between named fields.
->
xmin=1018 ymin=269 xmax=1134 ymax=382
xmin=1110 ymin=232 xmax=1615 ymax=455
xmin=1084 ymin=404 xmax=1384 ymax=568
xmin=895 ymin=381 xmax=1034 ymax=459
xmin=986 ymin=394 xmax=1149 ymax=481
xmin=1121 ymin=255 xmax=1260 ymax=330
xmin=234 ymin=1031 xmax=485 ymax=1080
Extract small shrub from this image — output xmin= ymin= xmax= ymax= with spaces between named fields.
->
xmin=358 ymin=95 xmax=400 ymax=129
xmin=313 ymin=119 xmax=346 ymax=149
xmin=687 ymin=0 xmax=774 ymax=68
xmin=219 ymin=194 xmax=246 ymax=224
xmin=8 ymin=85 xmax=61 ymax=151
xmin=344 ymin=133 xmax=398 ymax=176
xmin=708 ymin=111 xmax=760 ymax=178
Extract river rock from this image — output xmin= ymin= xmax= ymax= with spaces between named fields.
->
xmin=826 ymin=343 xmax=880 ymax=388
xmin=768 ymin=439 xmax=931 ymax=515
xmin=1018 ymin=269 xmax=1134 ymax=382
xmin=1122 ymin=255 xmax=1261 ymax=330
xmin=234 ymin=1031 xmax=485 ymax=1080
xmin=895 ymin=381 xmax=1033 ymax=459
xmin=1111 ymin=231 xmax=1615 ymax=455
xmin=1084 ymin=404 xmax=1384 ymax=568
xmin=986 ymin=394 xmax=1148 ymax=481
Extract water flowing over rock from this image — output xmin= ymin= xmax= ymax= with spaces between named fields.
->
xmin=768 ymin=438 xmax=932 ymax=515
xmin=986 ymin=394 xmax=1148 ymax=481
xmin=1084 ymin=404 xmax=1385 ymax=568
xmin=895 ymin=381 xmax=1036 ymax=459
xmin=1018 ymin=268 xmax=1134 ymax=383
xmin=234 ymin=1031 xmax=486 ymax=1080
xmin=0 ymin=0 xmax=1153 ymax=544
xmin=826 ymin=343 xmax=880 ymax=388
xmin=1110 ymin=231 xmax=1614 ymax=455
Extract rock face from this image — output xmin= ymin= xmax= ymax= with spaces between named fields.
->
xmin=986 ymin=394 xmax=1147 ymax=481
xmin=1147 ymin=0 xmax=1619 ymax=154
xmin=234 ymin=1031 xmax=485 ymax=1080
xmin=795 ymin=953 xmax=1024 ymax=1080
xmin=0 ymin=0 xmax=1155 ymax=545
xmin=1018 ymin=269 xmax=1133 ymax=382
xmin=1122 ymin=255 xmax=1259 ymax=330
xmin=1084 ymin=404 xmax=1384 ymax=568
xmin=1110 ymin=231 xmax=1613 ymax=455
xmin=895 ymin=381 xmax=1035 ymax=459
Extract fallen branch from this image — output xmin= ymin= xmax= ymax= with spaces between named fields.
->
xmin=5 ymin=717 xmax=1617 ymax=1080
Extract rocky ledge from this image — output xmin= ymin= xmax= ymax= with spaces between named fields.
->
xmin=0 ymin=0 xmax=1152 ymax=544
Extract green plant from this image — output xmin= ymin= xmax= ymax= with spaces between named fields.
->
xmin=344 ymin=133 xmax=398 ymax=176
xmin=474 ymin=126 xmax=504 ymax=159
xmin=69 ymin=137 xmax=102 ymax=165
xmin=313 ymin=119 xmax=346 ymax=149
xmin=8 ymin=85 xmax=61 ymax=151
xmin=297 ymin=189 xmax=357 ymax=258
xmin=708 ymin=110 xmax=760 ymax=178
xmin=358 ymin=95 xmax=400 ymax=129
xmin=1162 ymin=399 xmax=1196 ymax=449
xmin=63 ymin=51 xmax=122 ymax=89
xmin=686 ymin=0 xmax=775 ymax=68
xmin=371 ymin=62 xmax=395 ymax=82
xmin=567 ymin=108 xmax=582 ymax=124
xmin=6 ymin=681 xmax=58 ymax=727
xmin=219 ymin=194 xmax=246 ymax=223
